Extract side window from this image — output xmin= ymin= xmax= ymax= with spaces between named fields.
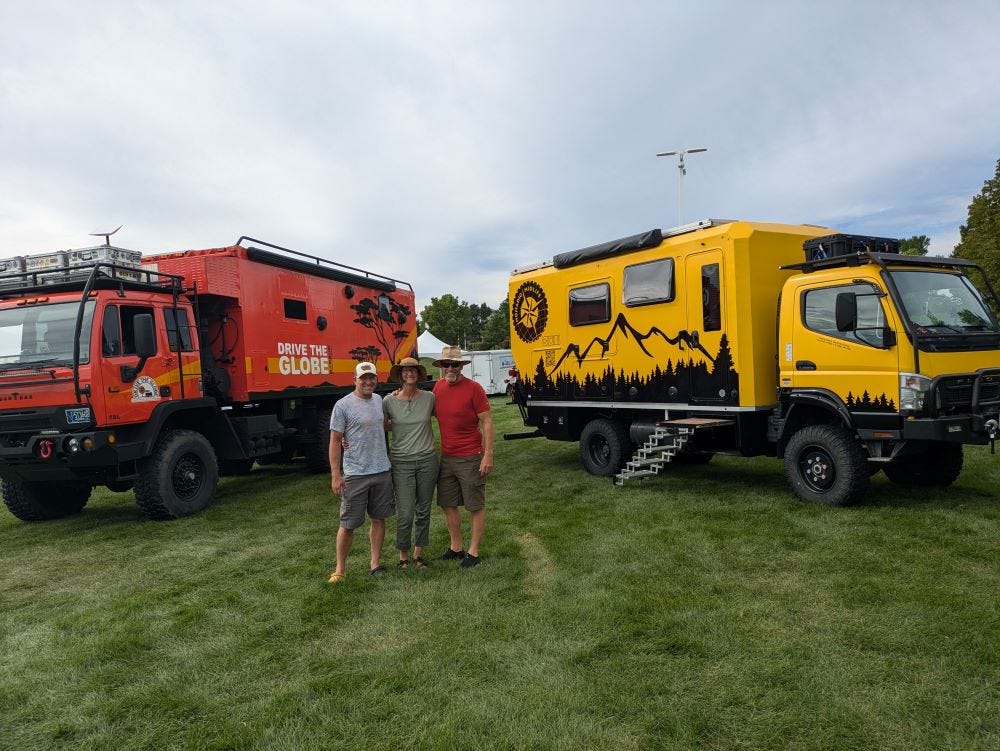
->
xmin=803 ymin=283 xmax=886 ymax=347
xmin=102 ymin=306 xmax=122 ymax=357
xmin=702 ymin=263 xmax=721 ymax=332
xmin=623 ymin=259 xmax=674 ymax=307
xmin=164 ymin=308 xmax=194 ymax=352
xmin=284 ymin=299 xmax=307 ymax=320
xmin=570 ymin=283 xmax=611 ymax=326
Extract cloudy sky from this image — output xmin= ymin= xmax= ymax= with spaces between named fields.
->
xmin=2 ymin=1 xmax=999 ymax=313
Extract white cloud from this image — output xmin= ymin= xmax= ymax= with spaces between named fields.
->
xmin=1 ymin=1 xmax=999 ymax=311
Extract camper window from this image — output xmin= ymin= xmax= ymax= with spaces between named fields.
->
xmin=623 ymin=258 xmax=674 ymax=307
xmin=570 ymin=283 xmax=611 ymax=326
xmin=283 ymin=299 xmax=307 ymax=320
xmin=702 ymin=264 xmax=721 ymax=331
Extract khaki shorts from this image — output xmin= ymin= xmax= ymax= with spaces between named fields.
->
xmin=340 ymin=471 xmax=394 ymax=530
xmin=437 ymin=454 xmax=486 ymax=512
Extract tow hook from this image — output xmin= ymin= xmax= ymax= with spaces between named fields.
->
xmin=986 ymin=419 xmax=999 ymax=454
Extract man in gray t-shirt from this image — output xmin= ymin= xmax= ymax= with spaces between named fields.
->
xmin=327 ymin=362 xmax=394 ymax=583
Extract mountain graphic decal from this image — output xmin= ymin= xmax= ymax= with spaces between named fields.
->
xmin=548 ymin=312 xmax=716 ymax=376
xmin=522 ymin=313 xmax=739 ymax=405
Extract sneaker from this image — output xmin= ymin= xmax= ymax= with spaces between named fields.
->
xmin=459 ymin=554 xmax=481 ymax=568
xmin=439 ymin=548 xmax=464 ymax=561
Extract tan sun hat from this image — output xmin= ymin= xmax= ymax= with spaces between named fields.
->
xmin=431 ymin=345 xmax=471 ymax=367
xmin=388 ymin=356 xmax=428 ymax=383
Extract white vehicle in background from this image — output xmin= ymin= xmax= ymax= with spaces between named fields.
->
xmin=465 ymin=349 xmax=517 ymax=396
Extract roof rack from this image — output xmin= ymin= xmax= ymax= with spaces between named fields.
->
xmin=235 ymin=236 xmax=412 ymax=292
xmin=0 ymin=261 xmax=184 ymax=299
xmin=781 ymin=251 xmax=980 ymax=274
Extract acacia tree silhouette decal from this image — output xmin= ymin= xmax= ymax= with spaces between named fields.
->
xmin=350 ymin=294 xmax=412 ymax=364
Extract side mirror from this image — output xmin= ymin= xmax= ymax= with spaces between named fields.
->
xmin=134 ymin=314 xmax=156 ymax=358
xmin=121 ymin=314 xmax=156 ymax=382
xmin=881 ymin=327 xmax=897 ymax=348
xmin=835 ymin=292 xmax=857 ymax=332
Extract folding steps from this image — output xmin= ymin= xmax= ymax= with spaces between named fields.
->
xmin=614 ymin=417 xmax=733 ymax=486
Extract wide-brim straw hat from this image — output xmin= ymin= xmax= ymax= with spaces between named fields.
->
xmin=431 ymin=345 xmax=472 ymax=367
xmin=388 ymin=356 xmax=428 ymax=383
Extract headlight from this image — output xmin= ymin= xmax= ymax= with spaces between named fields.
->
xmin=899 ymin=373 xmax=931 ymax=412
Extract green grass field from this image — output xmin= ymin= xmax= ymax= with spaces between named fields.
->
xmin=2 ymin=401 xmax=998 ymax=750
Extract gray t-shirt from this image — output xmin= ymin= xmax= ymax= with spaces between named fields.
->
xmin=330 ymin=392 xmax=391 ymax=477
xmin=383 ymin=390 xmax=436 ymax=461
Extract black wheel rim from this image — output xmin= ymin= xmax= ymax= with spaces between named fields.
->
xmin=586 ymin=435 xmax=611 ymax=468
xmin=798 ymin=445 xmax=835 ymax=493
xmin=172 ymin=452 xmax=205 ymax=501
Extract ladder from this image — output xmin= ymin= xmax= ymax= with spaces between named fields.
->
xmin=614 ymin=417 xmax=733 ymax=486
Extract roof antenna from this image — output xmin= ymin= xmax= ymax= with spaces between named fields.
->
xmin=89 ymin=225 xmax=123 ymax=246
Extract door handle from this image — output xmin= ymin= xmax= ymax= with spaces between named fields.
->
xmin=795 ymin=360 xmax=817 ymax=371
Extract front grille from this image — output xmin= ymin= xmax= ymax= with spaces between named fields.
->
xmin=935 ymin=373 xmax=1000 ymax=412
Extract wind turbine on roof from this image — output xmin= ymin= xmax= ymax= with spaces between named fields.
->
xmin=656 ymin=148 xmax=707 ymax=226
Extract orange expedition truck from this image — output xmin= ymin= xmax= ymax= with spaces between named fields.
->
xmin=0 ymin=237 xmax=416 ymax=521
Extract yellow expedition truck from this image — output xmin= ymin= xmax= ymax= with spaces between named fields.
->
xmin=507 ymin=220 xmax=1000 ymax=505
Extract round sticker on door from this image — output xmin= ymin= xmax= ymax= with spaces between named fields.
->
xmin=512 ymin=281 xmax=548 ymax=343
xmin=131 ymin=375 xmax=161 ymax=402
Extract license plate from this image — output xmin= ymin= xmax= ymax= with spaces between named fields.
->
xmin=65 ymin=407 xmax=92 ymax=425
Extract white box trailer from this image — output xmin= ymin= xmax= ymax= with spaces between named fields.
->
xmin=465 ymin=349 xmax=517 ymax=396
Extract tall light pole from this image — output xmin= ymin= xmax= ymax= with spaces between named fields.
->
xmin=656 ymin=147 xmax=707 ymax=225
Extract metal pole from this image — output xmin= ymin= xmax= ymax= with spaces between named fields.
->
xmin=656 ymin=148 xmax=707 ymax=225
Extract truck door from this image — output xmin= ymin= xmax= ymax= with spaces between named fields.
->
xmin=684 ymin=250 xmax=730 ymax=402
xmin=96 ymin=303 xmax=177 ymax=425
xmin=787 ymin=279 xmax=900 ymax=419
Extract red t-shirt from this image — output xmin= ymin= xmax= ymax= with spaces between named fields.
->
xmin=433 ymin=376 xmax=490 ymax=457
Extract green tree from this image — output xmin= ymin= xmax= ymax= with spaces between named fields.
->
xmin=420 ymin=294 xmax=472 ymax=347
xmin=899 ymin=235 xmax=930 ymax=256
xmin=953 ymin=158 xmax=1000 ymax=292
xmin=478 ymin=297 xmax=510 ymax=349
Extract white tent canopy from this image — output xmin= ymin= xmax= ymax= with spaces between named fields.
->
xmin=417 ymin=329 xmax=450 ymax=358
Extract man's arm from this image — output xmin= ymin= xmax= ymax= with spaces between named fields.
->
xmin=477 ymin=410 xmax=494 ymax=476
xmin=329 ymin=429 xmax=345 ymax=495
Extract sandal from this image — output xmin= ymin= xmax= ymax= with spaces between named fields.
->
xmin=370 ymin=566 xmax=387 ymax=577
xmin=328 ymin=572 xmax=346 ymax=584
xmin=413 ymin=557 xmax=429 ymax=570
xmin=397 ymin=559 xmax=409 ymax=570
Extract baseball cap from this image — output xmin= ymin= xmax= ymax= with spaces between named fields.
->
xmin=355 ymin=362 xmax=378 ymax=378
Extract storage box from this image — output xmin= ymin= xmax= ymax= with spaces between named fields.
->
xmin=0 ymin=256 xmax=25 ymax=275
xmin=24 ymin=251 xmax=67 ymax=272
xmin=804 ymin=234 xmax=899 ymax=261
xmin=66 ymin=245 xmax=142 ymax=268
xmin=0 ymin=257 xmax=27 ymax=291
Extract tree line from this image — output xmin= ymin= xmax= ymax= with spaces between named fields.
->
xmin=420 ymin=295 xmax=510 ymax=351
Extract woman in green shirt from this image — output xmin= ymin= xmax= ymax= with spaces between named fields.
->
xmin=384 ymin=357 xmax=438 ymax=570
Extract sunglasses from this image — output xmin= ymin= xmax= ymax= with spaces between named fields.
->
xmin=440 ymin=361 xmax=464 ymax=369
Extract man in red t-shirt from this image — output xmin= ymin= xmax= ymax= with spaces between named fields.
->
xmin=432 ymin=345 xmax=494 ymax=568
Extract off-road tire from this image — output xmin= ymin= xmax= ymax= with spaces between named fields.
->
xmin=134 ymin=429 xmax=219 ymax=520
xmin=784 ymin=424 xmax=869 ymax=506
xmin=1 ymin=480 xmax=91 ymax=521
xmin=579 ymin=418 xmax=630 ymax=477
xmin=883 ymin=443 xmax=963 ymax=487
xmin=304 ymin=407 xmax=333 ymax=474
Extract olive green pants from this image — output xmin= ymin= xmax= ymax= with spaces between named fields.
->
xmin=392 ymin=455 xmax=440 ymax=551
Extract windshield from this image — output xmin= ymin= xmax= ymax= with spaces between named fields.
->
xmin=891 ymin=270 xmax=999 ymax=333
xmin=0 ymin=300 xmax=96 ymax=368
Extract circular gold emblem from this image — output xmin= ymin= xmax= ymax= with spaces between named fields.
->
xmin=512 ymin=281 xmax=548 ymax=343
